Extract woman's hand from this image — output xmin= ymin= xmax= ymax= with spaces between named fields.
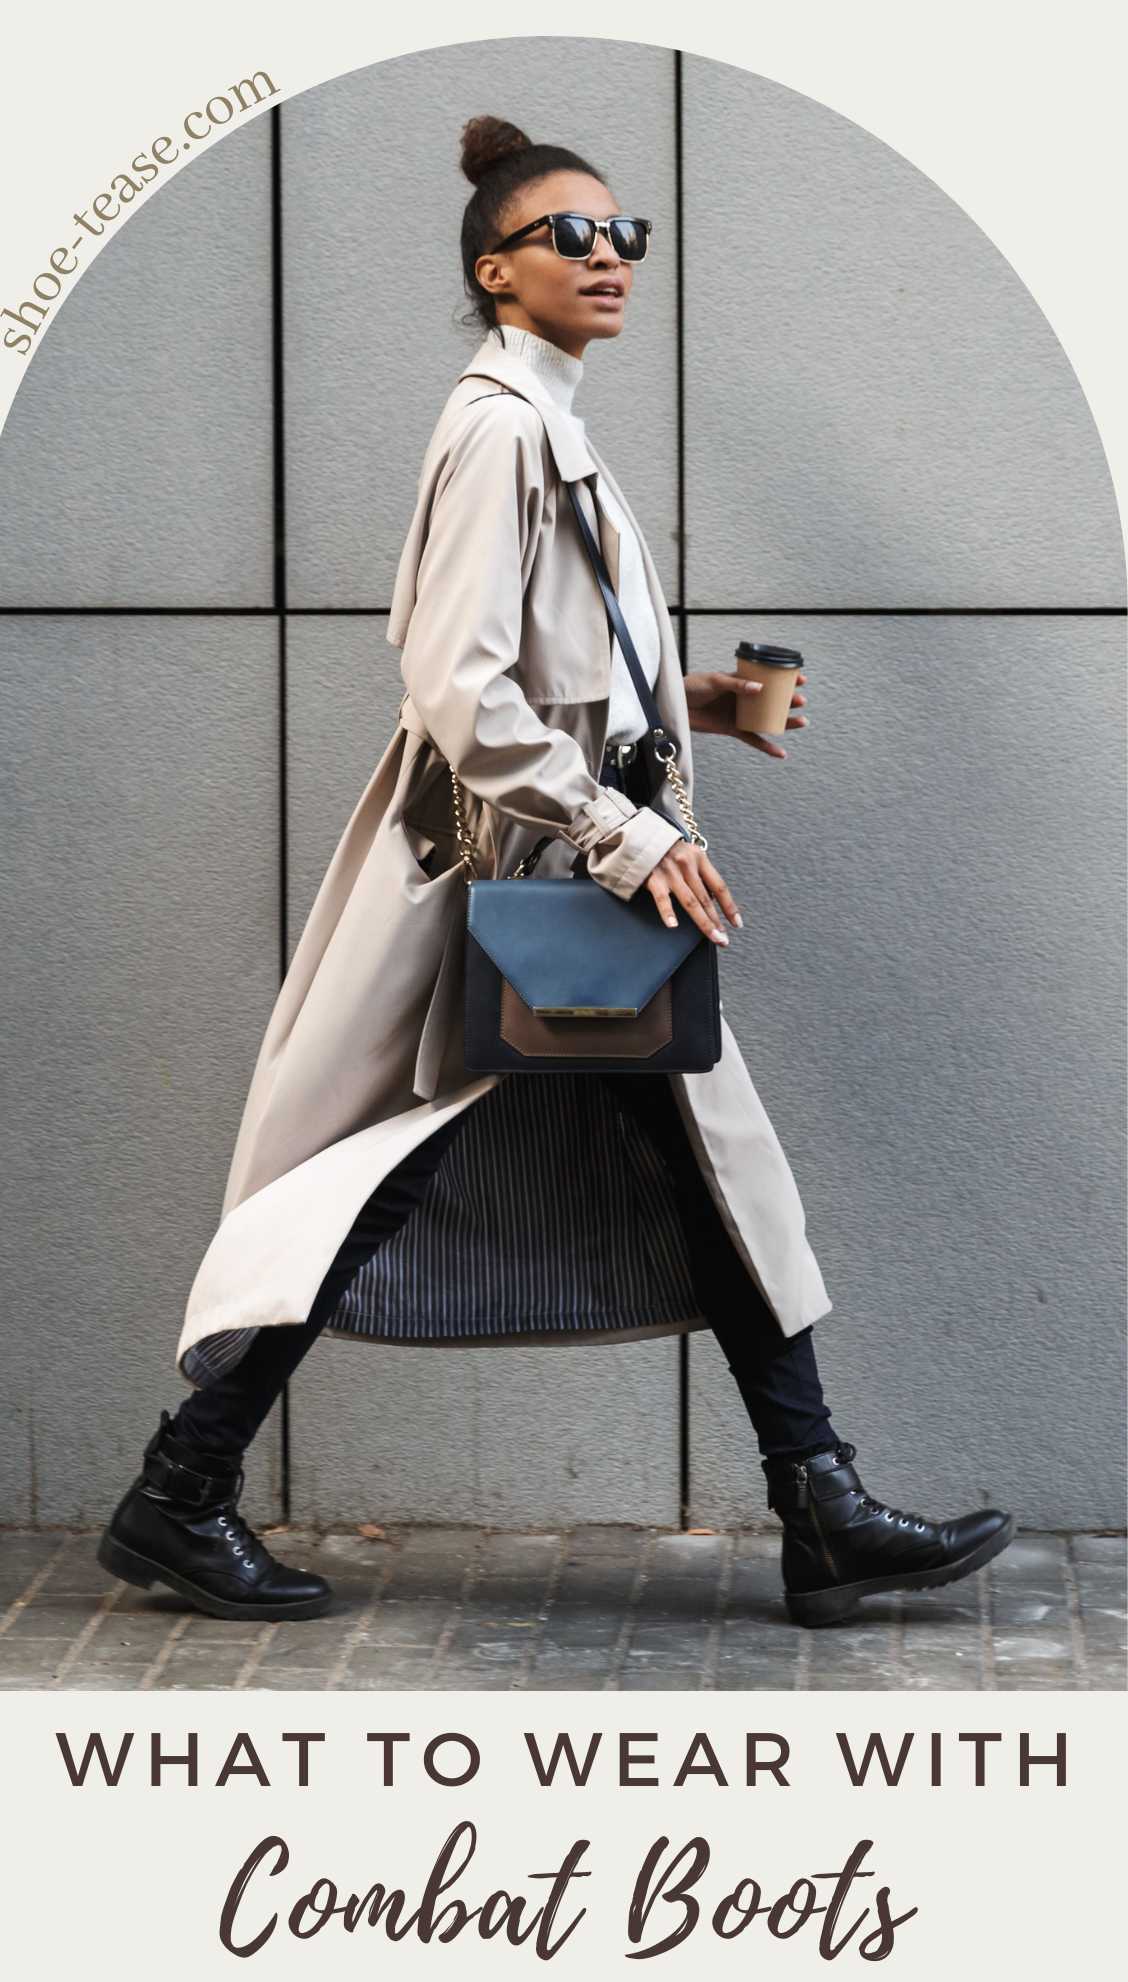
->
xmin=684 ymin=667 xmax=809 ymax=761
xmin=643 ymin=839 xmax=742 ymax=944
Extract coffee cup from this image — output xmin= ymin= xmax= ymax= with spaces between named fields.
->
xmin=734 ymin=642 xmax=803 ymax=735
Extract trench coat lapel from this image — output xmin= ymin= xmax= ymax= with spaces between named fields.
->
xmin=457 ymin=339 xmax=689 ymax=784
xmin=456 ymin=342 xmax=598 ymax=480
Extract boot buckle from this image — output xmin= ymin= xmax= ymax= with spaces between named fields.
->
xmin=142 ymin=1449 xmax=222 ymax=1508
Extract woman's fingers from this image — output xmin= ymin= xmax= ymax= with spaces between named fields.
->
xmin=741 ymin=730 xmax=787 ymax=758
xmin=645 ymin=867 xmax=681 ymax=930
xmin=698 ymin=852 xmax=743 ymax=928
xmin=645 ymin=850 xmax=740 ymax=943
xmin=669 ymin=870 xmax=728 ymax=942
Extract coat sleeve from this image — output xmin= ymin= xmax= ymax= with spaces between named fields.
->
xmin=395 ymin=395 xmax=684 ymax=902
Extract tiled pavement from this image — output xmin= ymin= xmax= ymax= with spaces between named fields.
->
xmin=0 ymin=1527 xmax=1123 ymax=1691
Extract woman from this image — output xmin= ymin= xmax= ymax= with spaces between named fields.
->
xmin=98 ymin=115 xmax=1014 ymax=1632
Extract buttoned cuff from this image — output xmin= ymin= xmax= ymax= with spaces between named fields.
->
xmin=564 ymin=795 xmax=687 ymax=902
xmin=559 ymin=784 xmax=642 ymax=852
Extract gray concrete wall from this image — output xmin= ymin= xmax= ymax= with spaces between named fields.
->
xmin=1 ymin=41 xmax=1123 ymax=1532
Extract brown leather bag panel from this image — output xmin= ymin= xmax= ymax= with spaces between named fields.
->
xmin=499 ymin=979 xmax=673 ymax=1058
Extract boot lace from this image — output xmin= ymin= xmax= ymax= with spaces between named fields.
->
xmin=835 ymin=1445 xmax=928 ymax=1532
xmin=213 ymin=1469 xmax=265 ymax=1563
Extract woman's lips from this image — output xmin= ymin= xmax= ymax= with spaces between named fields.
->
xmin=583 ymin=290 xmax=623 ymax=306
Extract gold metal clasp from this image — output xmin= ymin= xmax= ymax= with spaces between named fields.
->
xmin=531 ymin=1004 xmax=638 ymax=1018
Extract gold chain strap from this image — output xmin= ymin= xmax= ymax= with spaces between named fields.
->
xmin=449 ymin=762 xmax=479 ymax=885
xmin=651 ymin=737 xmax=708 ymax=850
xmin=448 ymin=737 xmax=706 ymax=891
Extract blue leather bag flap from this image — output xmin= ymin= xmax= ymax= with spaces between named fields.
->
xmin=466 ymin=876 xmax=703 ymax=1012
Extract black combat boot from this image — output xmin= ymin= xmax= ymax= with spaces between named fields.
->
xmin=97 ymin=1409 xmax=333 ymax=1621
xmin=762 ymin=1440 xmax=1015 ymax=1627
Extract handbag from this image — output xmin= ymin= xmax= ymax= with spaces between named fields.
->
xmin=448 ymin=475 xmax=722 ymax=1074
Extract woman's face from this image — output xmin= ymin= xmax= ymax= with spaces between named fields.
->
xmin=474 ymin=170 xmax=636 ymax=359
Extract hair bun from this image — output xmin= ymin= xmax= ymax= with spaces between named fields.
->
xmin=460 ymin=116 xmax=532 ymax=186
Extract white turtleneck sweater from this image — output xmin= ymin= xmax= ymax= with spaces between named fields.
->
xmin=496 ymin=323 xmax=662 ymax=746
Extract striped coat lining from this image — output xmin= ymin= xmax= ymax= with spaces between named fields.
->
xmin=181 ymin=1071 xmax=709 ymax=1388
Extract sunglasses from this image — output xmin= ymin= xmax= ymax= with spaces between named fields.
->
xmin=488 ymin=212 xmax=652 ymax=262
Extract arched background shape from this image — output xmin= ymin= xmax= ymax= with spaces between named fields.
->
xmin=1 ymin=39 xmax=1123 ymax=1537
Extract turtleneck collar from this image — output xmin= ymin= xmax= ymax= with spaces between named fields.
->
xmin=495 ymin=323 xmax=583 ymax=416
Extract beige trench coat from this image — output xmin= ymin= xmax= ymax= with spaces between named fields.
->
xmin=176 ymin=335 xmax=832 ymax=1377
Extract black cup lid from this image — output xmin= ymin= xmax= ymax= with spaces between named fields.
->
xmin=735 ymin=641 xmax=803 ymax=666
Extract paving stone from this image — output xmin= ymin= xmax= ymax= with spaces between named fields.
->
xmin=338 ymin=1649 xmax=442 ymax=1688
xmin=0 ymin=1526 xmax=1119 ymax=1690
xmin=988 ymin=1535 xmax=1074 ymax=1686
xmin=527 ymin=1642 xmax=616 ymax=1682
xmin=804 ymin=1605 xmax=900 ymax=1690
xmin=536 ymin=1605 xmax=625 ymax=1652
xmin=148 ymin=1646 xmax=266 ymax=1690
xmin=899 ymin=1579 xmax=984 ymax=1688
xmin=2 ymin=1596 xmax=111 ymax=1644
xmin=563 ymin=1526 xmax=653 ymax=1561
xmin=237 ymin=1669 xmax=341 ymax=1692
xmin=620 ymin=1669 xmax=710 ymax=1691
xmin=991 ymin=1623 xmax=1076 ymax=1691
xmin=522 ymin=1666 xmax=612 ymax=1691
xmin=0 ymin=1638 xmax=78 ymax=1684
xmin=378 ymin=1531 xmax=483 ymax=1600
xmin=41 ymin=1536 xmax=130 ymax=1596
xmin=1084 ymin=1655 xmax=1128 ymax=1689
xmin=0 ymin=1534 xmax=69 ymax=1600
xmin=715 ymin=1624 xmax=807 ymax=1690
xmin=401 ymin=1659 xmax=519 ymax=1691
xmin=1068 ymin=1535 xmax=1126 ymax=1565
xmin=1069 ymin=1539 xmax=1127 ymax=1670
xmin=347 ymin=1598 xmax=457 ymax=1652
xmin=624 ymin=1627 xmax=712 ymax=1666
xmin=157 ymin=1615 xmax=267 ymax=1647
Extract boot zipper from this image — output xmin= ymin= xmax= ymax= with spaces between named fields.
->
xmin=796 ymin=1463 xmax=838 ymax=1579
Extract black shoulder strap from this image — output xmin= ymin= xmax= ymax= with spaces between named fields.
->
xmin=461 ymin=381 xmax=676 ymax=755
xmin=564 ymin=480 xmax=668 ymax=748
xmin=453 ymin=382 xmax=686 ymax=874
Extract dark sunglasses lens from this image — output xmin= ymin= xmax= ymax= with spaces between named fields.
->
xmin=609 ymin=218 xmax=647 ymax=260
xmin=553 ymin=214 xmax=597 ymax=258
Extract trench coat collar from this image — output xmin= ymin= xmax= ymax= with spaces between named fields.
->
xmin=457 ymin=336 xmax=598 ymax=483
xmin=453 ymin=333 xmax=688 ymax=770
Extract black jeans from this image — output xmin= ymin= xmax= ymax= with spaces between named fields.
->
xmin=171 ymin=1070 xmax=837 ymax=1465
xmin=172 ymin=749 xmax=838 ymax=1467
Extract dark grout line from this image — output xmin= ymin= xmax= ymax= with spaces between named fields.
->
xmin=270 ymin=101 xmax=293 ymax=1528
xmin=676 ymin=605 xmax=1127 ymax=618
xmin=1 ymin=603 xmax=1122 ymax=618
xmin=675 ymin=50 xmax=691 ymax=1534
xmin=673 ymin=50 xmax=688 ymax=660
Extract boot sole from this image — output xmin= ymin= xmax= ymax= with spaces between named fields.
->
xmin=784 ymin=1513 xmax=1017 ymax=1628
xmin=96 ymin=1530 xmax=334 ymax=1622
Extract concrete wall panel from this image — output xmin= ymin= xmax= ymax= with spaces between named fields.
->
xmin=682 ymin=60 xmax=1124 ymax=609
xmin=686 ymin=612 xmax=1125 ymax=1530
xmin=0 ymin=616 xmax=282 ymax=1524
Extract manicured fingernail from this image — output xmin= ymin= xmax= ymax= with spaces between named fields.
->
xmin=711 ymin=929 xmax=729 ymax=945
xmin=733 ymin=912 xmax=743 ymax=928
xmin=665 ymin=915 xmax=677 ymax=927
